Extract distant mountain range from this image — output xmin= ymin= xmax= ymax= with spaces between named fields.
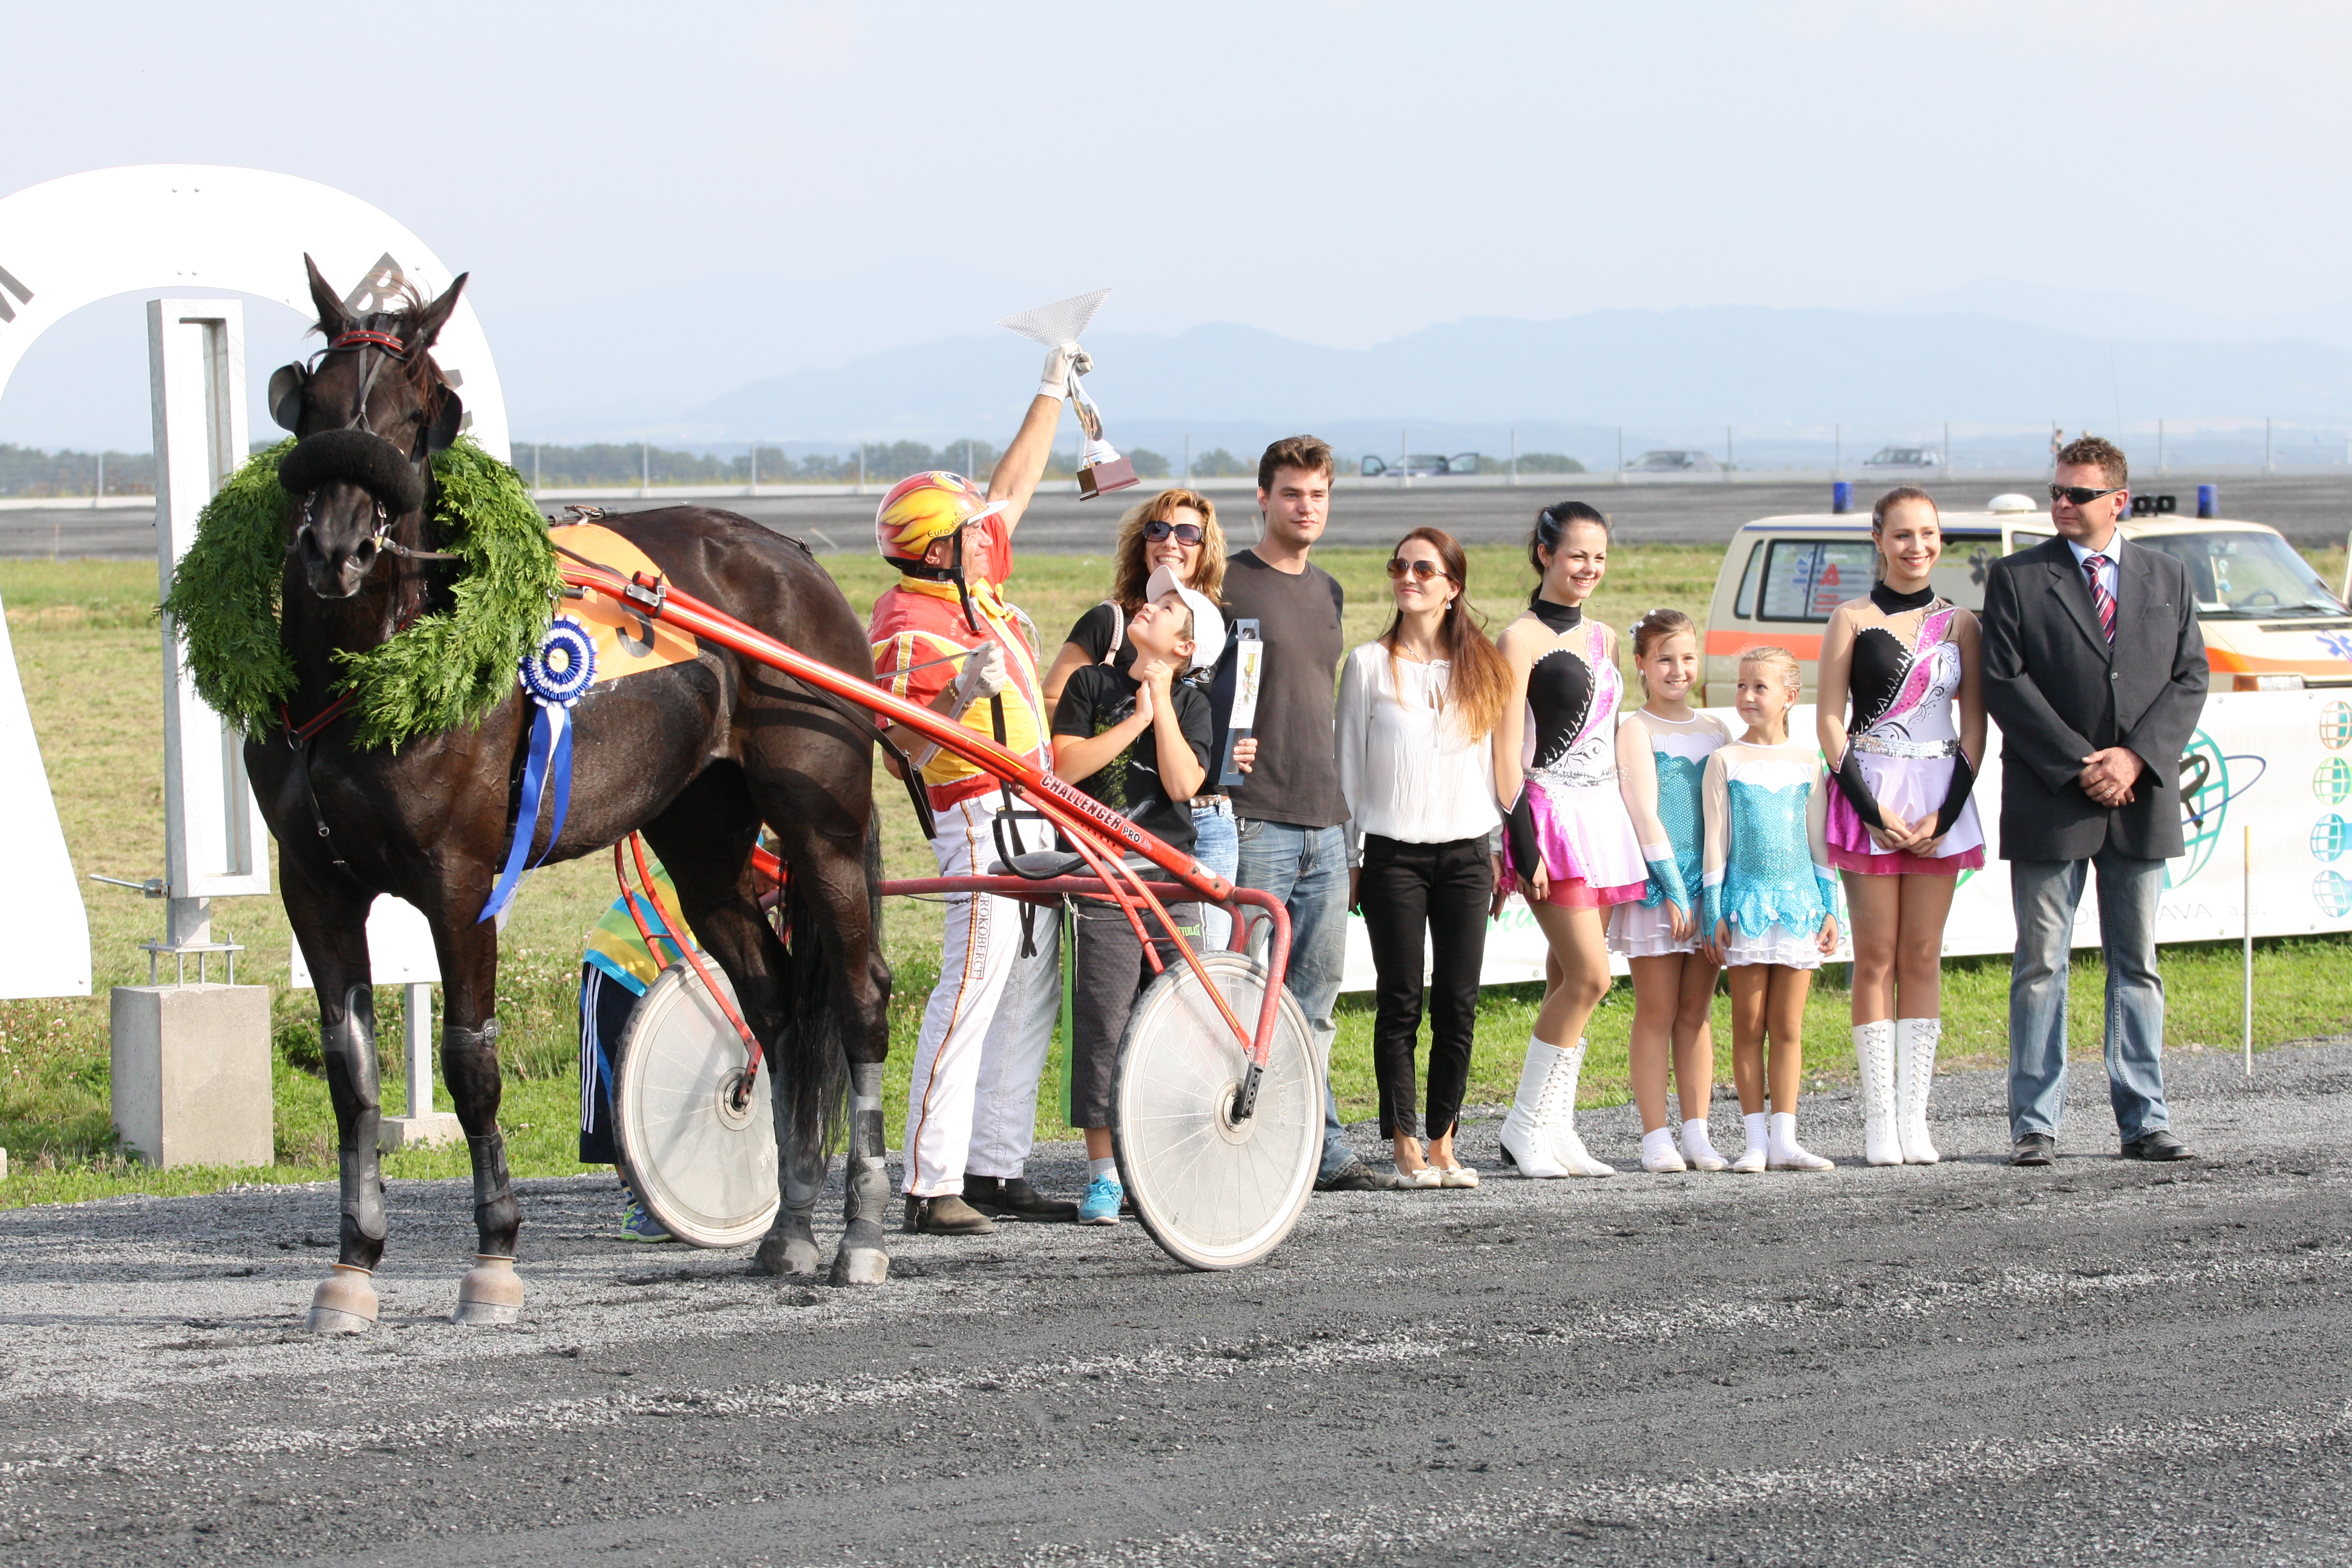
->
xmin=535 ymin=307 xmax=2352 ymax=466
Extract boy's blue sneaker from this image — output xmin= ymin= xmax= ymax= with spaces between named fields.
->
xmin=1077 ymin=1174 xmax=1124 ymax=1226
xmin=616 ymin=1201 xmax=673 ymax=1243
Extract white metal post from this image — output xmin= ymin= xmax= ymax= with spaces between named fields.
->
xmin=2243 ymin=825 xmax=2253 ymax=1078
xmin=404 ymin=981 xmax=434 ymax=1117
xmin=149 ymin=298 xmax=270 ymax=962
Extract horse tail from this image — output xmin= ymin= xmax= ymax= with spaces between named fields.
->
xmin=779 ymin=852 xmax=855 ymax=1163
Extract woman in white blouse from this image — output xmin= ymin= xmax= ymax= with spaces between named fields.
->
xmin=1338 ymin=528 xmax=1510 ymax=1187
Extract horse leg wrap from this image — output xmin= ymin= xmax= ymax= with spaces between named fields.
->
xmin=322 ymin=985 xmax=387 ymax=1266
xmin=758 ymin=1145 xmax=825 ymax=1279
xmin=466 ymin=1128 xmax=518 ymax=1257
xmin=829 ymin=1062 xmax=890 ymax=1287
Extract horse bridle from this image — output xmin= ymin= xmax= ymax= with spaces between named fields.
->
xmin=295 ymin=324 xmax=461 ymax=566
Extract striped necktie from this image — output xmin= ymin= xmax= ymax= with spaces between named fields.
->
xmin=2082 ymin=553 xmax=2115 ymax=642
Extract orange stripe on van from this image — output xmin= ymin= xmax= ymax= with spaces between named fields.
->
xmin=1707 ymin=630 xmax=1824 ymax=659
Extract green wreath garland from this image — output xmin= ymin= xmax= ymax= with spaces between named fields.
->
xmin=162 ymin=437 xmax=560 ymax=750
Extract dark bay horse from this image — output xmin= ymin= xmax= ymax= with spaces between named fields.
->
xmin=249 ymin=258 xmax=893 ymax=1328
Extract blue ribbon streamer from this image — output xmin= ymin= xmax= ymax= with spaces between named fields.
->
xmin=478 ymin=702 xmax=573 ymax=923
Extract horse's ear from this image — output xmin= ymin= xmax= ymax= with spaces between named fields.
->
xmin=425 ymin=386 xmax=465 ymax=452
xmin=402 ymin=271 xmax=469 ymax=357
xmin=302 ymin=253 xmax=352 ymax=338
xmin=267 ymin=364 xmax=308 ymax=433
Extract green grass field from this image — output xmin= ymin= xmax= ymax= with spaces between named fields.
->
xmin=2 ymin=538 xmax=2346 ymax=1209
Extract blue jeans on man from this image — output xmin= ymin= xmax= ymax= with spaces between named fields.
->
xmin=2008 ymin=849 xmax=2171 ymax=1143
xmin=1233 ymin=817 xmax=1354 ymax=1180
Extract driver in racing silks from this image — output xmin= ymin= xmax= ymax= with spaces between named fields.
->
xmin=866 ymin=344 xmax=1088 ymax=1235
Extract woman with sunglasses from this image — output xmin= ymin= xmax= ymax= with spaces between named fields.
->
xmin=1336 ymin=529 xmax=1509 ymax=1187
xmin=1041 ymin=488 xmax=1238 ymax=942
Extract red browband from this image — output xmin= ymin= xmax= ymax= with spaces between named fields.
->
xmin=329 ymin=329 xmax=408 ymax=356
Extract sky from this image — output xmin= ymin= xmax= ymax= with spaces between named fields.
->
xmin=3 ymin=0 xmax=2348 ymax=448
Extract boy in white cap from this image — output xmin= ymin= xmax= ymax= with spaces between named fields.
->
xmin=1050 ymin=567 xmax=1225 ymax=1223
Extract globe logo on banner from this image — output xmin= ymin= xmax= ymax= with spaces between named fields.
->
xmin=2171 ymin=729 xmax=2267 ymax=887
xmin=2323 ymin=701 xmax=2352 ymax=752
xmin=2313 ymin=814 xmax=2351 ymax=863
xmin=2316 ymin=871 xmax=2352 ymax=920
xmin=2317 ymin=756 xmax=2352 ymax=806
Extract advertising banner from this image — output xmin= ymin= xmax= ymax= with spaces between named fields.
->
xmin=1339 ymin=690 xmax=2352 ymax=992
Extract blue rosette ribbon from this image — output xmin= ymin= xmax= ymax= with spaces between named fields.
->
xmin=478 ymin=616 xmax=597 ymax=923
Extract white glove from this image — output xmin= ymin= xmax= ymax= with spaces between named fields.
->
xmin=1038 ymin=343 xmax=1094 ymax=400
xmin=948 ymin=642 xmax=1008 ymax=712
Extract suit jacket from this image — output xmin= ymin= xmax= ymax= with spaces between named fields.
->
xmin=1980 ymin=535 xmax=2208 ymax=861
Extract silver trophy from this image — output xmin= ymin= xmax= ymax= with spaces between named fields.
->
xmin=998 ymin=289 xmax=1137 ymax=498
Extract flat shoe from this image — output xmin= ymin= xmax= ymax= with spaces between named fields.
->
xmin=2121 ymin=1129 xmax=2195 ymax=1161
xmin=1394 ymin=1166 xmax=1443 ymax=1189
xmin=1437 ymin=1165 xmax=1480 ymax=1189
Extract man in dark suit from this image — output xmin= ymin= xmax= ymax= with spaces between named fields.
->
xmin=1981 ymin=436 xmax=2207 ymax=1166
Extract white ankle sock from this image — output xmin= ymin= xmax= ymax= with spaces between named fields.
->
xmin=1681 ymin=1119 xmax=1725 ymax=1164
xmin=1640 ymin=1127 xmax=1682 ymax=1171
xmin=1089 ymin=1156 xmax=1117 ymax=1180
xmin=1742 ymin=1112 xmax=1768 ymax=1152
xmin=1768 ymin=1111 xmax=1799 ymax=1156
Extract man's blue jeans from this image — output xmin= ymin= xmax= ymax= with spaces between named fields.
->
xmin=1234 ymin=818 xmax=1354 ymax=1179
xmin=2008 ymin=850 xmax=2171 ymax=1143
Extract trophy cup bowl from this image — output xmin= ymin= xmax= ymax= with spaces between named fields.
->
xmin=999 ymin=290 xmax=1139 ymax=499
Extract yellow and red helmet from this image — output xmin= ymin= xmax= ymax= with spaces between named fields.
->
xmin=875 ymin=471 xmax=993 ymax=578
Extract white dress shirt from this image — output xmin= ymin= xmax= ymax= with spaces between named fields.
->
xmin=1334 ymin=641 xmax=1501 ymax=865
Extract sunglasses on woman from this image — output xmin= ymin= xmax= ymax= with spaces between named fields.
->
xmin=1144 ymin=519 xmax=1204 ymax=544
xmin=2048 ymin=483 xmax=2124 ymax=506
xmin=1385 ymin=557 xmax=1451 ymax=581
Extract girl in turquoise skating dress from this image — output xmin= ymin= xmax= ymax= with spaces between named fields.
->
xmin=1701 ymin=647 xmax=1840 ymax=1174
xmin=1609 ymin=609 xmax=1731 ymax=1172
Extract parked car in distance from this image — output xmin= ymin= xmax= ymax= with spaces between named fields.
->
xmin=1861 ymin=445 xmax=1945 ymax=471
xmin=1361 ymin=452 xmax=1481 ymax=478
xmin=1701 ymin=500 xmax=2352 ymax=704
xmin=1624 ymin=449 xmax=1720 ymax=473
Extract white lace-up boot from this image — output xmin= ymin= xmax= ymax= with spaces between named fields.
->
xmin=1545 ymin=1039 xmax=1616 ymax=1177
xmin=1895 ymin=1017 xmax=1942 ymax=1164
xmin=1855 ymin=1020 xmax=1902 ymax=1166
xmin=1498 ymin=1037 xmax=1569 ymax=1178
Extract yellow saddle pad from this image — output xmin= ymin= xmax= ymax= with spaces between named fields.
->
xmin=549 ymin=521 xmax=704 ymax=684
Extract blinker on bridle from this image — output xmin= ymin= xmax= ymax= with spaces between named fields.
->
xmin=294 ymin=324 xmax=460 ymax=565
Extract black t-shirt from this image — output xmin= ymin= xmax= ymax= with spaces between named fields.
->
xmin=1066 ymin=601 xmax=1126 ymax=665
xmin=1051 ymin=664 xmax=1210 ymax=852
xmin=1217 ymin=549 xmax=1348 ymax=828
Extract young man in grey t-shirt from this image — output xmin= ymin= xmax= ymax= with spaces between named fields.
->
xmin=1221 ymin=434 xmax=1393 ymax=1191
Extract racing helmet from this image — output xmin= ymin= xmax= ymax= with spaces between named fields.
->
xmin=874 ymin=471 xmax=990 ymax=580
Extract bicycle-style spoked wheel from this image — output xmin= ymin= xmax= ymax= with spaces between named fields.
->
xmin=1112 ymin=950 xmax=1321 ymax=1271
xmin=613 ymin=961 xmax=779 ymax=1249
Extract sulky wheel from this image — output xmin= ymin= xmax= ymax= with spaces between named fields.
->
xmin=1112 ymin=950 xmax=1321 ymax=1271
xmin=613 ymin=961 xmax=780 ymax=1249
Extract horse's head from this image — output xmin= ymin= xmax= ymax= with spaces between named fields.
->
xmin=269 ymin=255 xmax=469 ymax=600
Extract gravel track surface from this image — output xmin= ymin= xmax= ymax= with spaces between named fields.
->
xmin=5 ymin=1041 xmax=2350 ymax=1566
xmin=8 ymin=471 xmax=2348 ymax=557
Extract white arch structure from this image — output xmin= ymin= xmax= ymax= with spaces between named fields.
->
xmin=0 ymin=164 xmax=509 ymax=457
xmin=0 ymin=165 xmax=507 ymax=1001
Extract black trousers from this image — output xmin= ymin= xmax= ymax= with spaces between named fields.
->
xmin=1359 ymin=834 xmax=1492 ymax=1142
xmin=1070 ymin=898 xmax=1203 ymax=1130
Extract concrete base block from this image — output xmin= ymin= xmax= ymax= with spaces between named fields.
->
xmin=109 ymin=984 xmax=273 ymax=1168
xmin=379 ymin=1112 xmax=465 ymax=1152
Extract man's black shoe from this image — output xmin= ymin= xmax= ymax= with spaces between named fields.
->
xmin=2122 ymin=1129 xmax=2195 ymax=1161
xmin=962 ymin=1174 xmax=1079 ymax=1223
xmin=2011 ymin=1132 xmax=2056 ymax=1166
xmin=904 ymin=1194 xmax=995 ymax=1235
xmin=1315 ymin=1159 xmax=1399 ymax=1192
